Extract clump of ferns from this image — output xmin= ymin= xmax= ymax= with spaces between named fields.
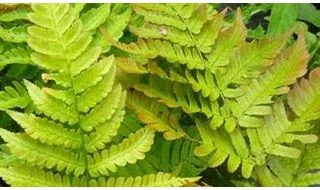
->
xmin=0 ymin=4 xmax=200 ymax=187
xmin=103 ymin=3 xmax=320 ymax=183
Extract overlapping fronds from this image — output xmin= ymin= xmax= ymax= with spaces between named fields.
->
xmin=0 ymin=3 xmax=199 ymax=187
xmin=0 ymin=4 xmax=32 ymax=68
xmin=105 ymin=3 xmax=319 ymax=180
xmin=108 ymin=113 xmax=208 ymax=178
xmin=126 ymin=89 xmax=190 ymax=140
xmin=0 ymin=163 xmax=199 ymax=187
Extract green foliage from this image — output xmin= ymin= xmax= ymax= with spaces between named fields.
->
xmin=1 ymin=2 xmax=320 ymax=187
xmin=0 ymin=3 xmax=199 ymax=187
xmin=105 ymin=3 xmax=320 ymax=182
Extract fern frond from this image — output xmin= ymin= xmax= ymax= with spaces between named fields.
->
xmin=88 ymin=127 xmax=155 ymax=177
xmin=6 ymin=111 xmax=82 ymax=149
xmin=107 ymin=113 xmax=207 ymax=178
xmin=0 ymin=129 xmax=86 ymax=176
xmin=128 ymin=4 xmax=221 ymax=54
xmin=233 ymin=34 xmax=308 ymax=128
xmin=0 ymin=164 xmax=71 ymax=187
xmin=0 ymin=4 xmax=159 ymax=187
xmin=126 ymin=90 xmax=186 ymax=140
xmin=0 ymin=81 xmax=31 ymax=110
xmin=0 ymin=163 xmax=199 ymax=187
xmin=132 ymin=74 xmax=213 ymax=117
xmin=217 ymin=31 xmax=290 ymax=90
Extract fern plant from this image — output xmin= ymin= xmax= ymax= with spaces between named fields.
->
xmin=0 ymin=4 xmax=31 ymax=69
xmin=0 ymin=4 xmax=200 ymax=187
xmin=104 ymin=3 xmax=320 ymax=185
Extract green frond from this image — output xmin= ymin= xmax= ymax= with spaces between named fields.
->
xmin=27 ymin=4 xmax=91 ymax=63
xmin=6 ymin=110 xmax=82 ymax=149
xmin=233 ymin=34 xmax=309 ymax=128
xmin=288 ymin=68 xmax=320 ymax=122
xmin=24 ymin=80 xmax=79 ymax=125
xmin=88 ymin=127 xmax=155 ymax=177
xmin=128 ymin=4 xmax=214 ymax=47
xmin=103 ymin=34 xmax=206 ymax=70
xmin=0 ymin=25 xmax=28 ymax=43
xmin=247 ymin=100 xmax=317 ymax=169
xmin=80 ymin=4 xmax=110 ymax=31
xmin=0 ymin=163 xmax=200 ymax=187
xmin=132 ymin=74 xmax=213 ymax=117
xmin=126 ymin=90 xmax=186 ymax=140
xmin=218 ymin=31 xmax=290 ymax=90
xmin=0 ymin=3 xmax=162 ymax=187
xmin=0 ymin=81 xmax=31 ymax=110
xmin=91 ymin=172 xmax=201 ymax=187
xmin=0 ymin=129 xmax=86 ymax=176
xmin=0 ymin=45 xmax=32 ymax=68
xmin=108 ymin=113 xmax=208 ymax=178
xmin=98 ymin=4 xmax=132 ymax=52
xmin=0 ymin=164 xmax=71 ymax=187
